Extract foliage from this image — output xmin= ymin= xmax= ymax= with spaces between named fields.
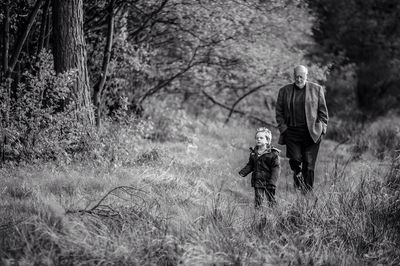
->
xmin=1 ymin=1 xmax=400 ymax=264
xmin=83 ymin=0 xmax=324 ymax=123
xmin=324 ymin=64 xmax=358 ymax=118
xmin=77 ymin=98 xmax=195 ymax=168
xmin=307 ymin=0 xmax=400 ymax=114
xmin=375 ymin=127 xmax=400 ymax=160
xmin=0 ymin=49 xmax=195 ymax=165
xmin=0 ymin=51 xmax=95 ymax=162
xmin=325 ymin=116 xmax=364 ymax=144
xmin=142 ymin=98 xmax=194 ymax=143
xmin=327 ymin=115 xmax=400 ymax=161
xmin=1 ymin=0 xmax=327 ymax=136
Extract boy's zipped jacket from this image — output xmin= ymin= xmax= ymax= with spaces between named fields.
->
xmin=239 ymin=146 xmax=281 ymax=188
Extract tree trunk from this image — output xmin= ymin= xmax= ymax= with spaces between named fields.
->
xmin=52 ymin=0 xmax=94 ymax=123
xmin=1 ymin=1 xmax=10 ymax=164
xmin=93 ymin=0 xmax=115 ymax=129
xmin=44 ymin=4 xmax=51 ymax=50
xmin=2 ymin=0 xmax=10 ymax=77
xmin=37 ymin=0 xmax=51 ymax=57
xmin=8 ymin=0 xmax=43 ymax=77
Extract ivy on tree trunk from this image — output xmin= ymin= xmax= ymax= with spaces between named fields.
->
xmin=52 ymin=0 xmax=94 ymax=124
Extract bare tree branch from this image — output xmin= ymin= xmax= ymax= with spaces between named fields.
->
xmin=2 ymin=0 xmax=10 ymax=76
xmin=94 ymin=0 xmax=115 ymax=129
xmin=66 ymin=185 xmax=151 ymax=218
xmin=129 ymin=0 xmax=169 ymax=40
xmin=225 ymin=83 xmax=267 ymax=124
xmin=202 ymin=90 xmax=276 ymax=127
xmin=8 ymin=0 xmax=44 ymax=76
xmin=36 ymin=0 xmax=51 ymax=57
xmin=224 ymin=71 xmax=279 ymax=124
xmin=138 ymin=46 xmax=201 ymax=105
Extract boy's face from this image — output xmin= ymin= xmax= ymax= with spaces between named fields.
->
xmin=255 ymin=132 xmax=270 ymax=147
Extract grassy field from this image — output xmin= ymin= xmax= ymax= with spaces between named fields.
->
xmin=1 ymin=116 xmax=399 ymax=265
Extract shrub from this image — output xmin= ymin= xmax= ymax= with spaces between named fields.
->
xmin=143 ymin=98 xmax=193 ymax=143
xmin=386 ymin=154 xmax=400 ymax=190
xmin=327 ymin=116 xmax=400 ymax=160
xmin=135 ymin=148 xmax=162 ymax=165
xmin=0 ymin=51 xmax=96 ymax=163
xmin=87 ymin=115 xmax=158 ymax=167
xmin=351 ymin=134 xmax=371 ymax=160
xmin=325 ymin=114 xmax=365 ymax=144
xmin=375 ymin=126 xmax=400 ymax=160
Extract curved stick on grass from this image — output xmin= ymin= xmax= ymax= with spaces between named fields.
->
xmin=66 ymin=185 xmax=153 ymax=217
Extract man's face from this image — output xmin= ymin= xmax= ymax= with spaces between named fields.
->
xmin=294 ymin=69 xmax=307 ymax=88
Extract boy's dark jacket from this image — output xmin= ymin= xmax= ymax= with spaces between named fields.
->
xmin=239 ymin=146 xmax=281 ymax=188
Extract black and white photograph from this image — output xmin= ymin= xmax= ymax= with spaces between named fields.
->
xmin=0 ymin=0 xmax=399 ymax=265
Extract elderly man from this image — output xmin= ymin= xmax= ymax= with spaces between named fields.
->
xmin=275 ymin=65 xmax=328 ymax=192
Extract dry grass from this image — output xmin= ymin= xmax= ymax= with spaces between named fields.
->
xmin=1 ymin=116 xmax=399 ymax=265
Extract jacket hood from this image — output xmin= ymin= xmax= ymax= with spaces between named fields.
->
xmin=250 ymin=146 xmax=281 ymax=155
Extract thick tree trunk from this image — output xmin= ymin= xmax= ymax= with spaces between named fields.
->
xmin=52 ymin=0 xmax=94 ymax=123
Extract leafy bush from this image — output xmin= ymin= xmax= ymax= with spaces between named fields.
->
xmin=135 ymin=148 xmax=162 ymax=165
xmin=351 ymin=134 xmax=371 ymax=160
xmin=375 ymin=126 xmax=400 ymax=160
xmin=0 ymin=53 xmax=194 ymax=166
xmin=362 ymin=118 xmax=400 ymax=160
xmin=327 ymin=116 xmax=400 ymax=160
xmin=0 ymin=51 xmax=96 ymax=163
xmin=386 ymin=154 xmax=400 ymax=190
xmin=87 ymin=36 xmax=154 ymax=119
xmin=326 ymin=117 xmax=364 ymax=143
xmin=143 ymin=98 xmax=193 ymax=143
xmin=88 ymin=116 xmax=154 ymax=167
xmin=324 ymin=64 xmax=358 ymax=118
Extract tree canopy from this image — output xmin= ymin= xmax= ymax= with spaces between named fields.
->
xmin=307 ymin=0 xmax=400 ymax=114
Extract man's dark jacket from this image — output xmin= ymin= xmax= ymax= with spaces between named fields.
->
xmin=239 ymin=147 xmax=281 ymax=188
xmin=275 ymin=81 xmax=329 ymax=144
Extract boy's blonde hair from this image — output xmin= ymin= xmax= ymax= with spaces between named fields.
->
xmin=255 ymin=127 xmax=272 ymax=141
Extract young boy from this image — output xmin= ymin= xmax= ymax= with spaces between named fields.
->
xmin=239 ymin=127 xmax=281 ymax=208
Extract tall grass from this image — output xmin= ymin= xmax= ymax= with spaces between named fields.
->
xmin=1 ymin=115 xmax=399 ymax=265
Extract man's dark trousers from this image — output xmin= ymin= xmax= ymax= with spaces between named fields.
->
xmin=285 ymin=126 xmax=321 ymax=191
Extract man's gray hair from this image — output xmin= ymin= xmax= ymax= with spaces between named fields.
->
xmin=294 ymin=65 xmax=308 ymax=74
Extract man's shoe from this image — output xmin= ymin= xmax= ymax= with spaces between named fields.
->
xmin=293 ymin=172 xmax=303 ymax=190
xmin=295 ymin=172 xmax=303 ymax=181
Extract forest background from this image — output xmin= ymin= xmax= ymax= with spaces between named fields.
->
xmin=0 ymin=0 xmax=400 ymax=265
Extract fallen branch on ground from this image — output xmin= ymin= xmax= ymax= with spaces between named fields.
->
xmin=66 ymin=185 xmax=152 ymax=218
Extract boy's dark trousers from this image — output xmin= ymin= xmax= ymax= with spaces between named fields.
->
xmin=254 ymin=186 xmax=275 ymax=208
xmin=285 ymin=126 xmax=321 ymax=192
